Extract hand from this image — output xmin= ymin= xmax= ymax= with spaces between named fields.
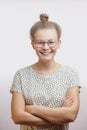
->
xmin=63 ymin=96 xmax=74 ymax=107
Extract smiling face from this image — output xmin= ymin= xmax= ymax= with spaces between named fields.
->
xmin=32 ymin=29 xmax=61 ymax=62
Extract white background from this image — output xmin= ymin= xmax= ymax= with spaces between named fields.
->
xmin=0 ymin=0 xmax=87 ymax=130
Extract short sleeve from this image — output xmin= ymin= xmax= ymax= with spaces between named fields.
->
xmin=10 ymin=71 xmax=22 ymax=93
xmin=68 ymin=69 xmax=81 ymax=88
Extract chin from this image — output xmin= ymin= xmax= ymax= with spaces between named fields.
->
xmin=40 ymin=57 xmax=54 ymax=62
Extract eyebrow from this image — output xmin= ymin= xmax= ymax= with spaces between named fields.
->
xmin=36 ymin=39 xmax=56 ymax=41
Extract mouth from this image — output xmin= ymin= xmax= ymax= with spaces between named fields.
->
xmin=40 ymin=51 xmax=52 ymax=55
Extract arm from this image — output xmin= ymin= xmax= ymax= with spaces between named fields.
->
xmin=11 ymin=92 xmax=53 ymax=126
xmin=25 ymin=87 xmax=80 ymax=124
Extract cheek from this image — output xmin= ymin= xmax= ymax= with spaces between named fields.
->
xmin=32 ymin=44 xmax=40 ymax=51
xmin=52 ymin=44 xmax=60 ymax=51
xmin=35 ymin=48 xmax=41 ymax=54
xmin=51 ymin=47 xmax=58 ymax=52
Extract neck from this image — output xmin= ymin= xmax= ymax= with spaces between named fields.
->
xmin=32 ymin=60 xmax=61 ymax=74
xmin=37 ymin=60 xmax=57 ymax=69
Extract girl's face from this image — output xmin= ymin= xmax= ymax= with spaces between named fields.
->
xmin=32 ymin=29 xmax=61 ymax=62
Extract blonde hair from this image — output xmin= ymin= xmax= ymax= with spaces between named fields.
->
xmin=30 ymin=13 xmax=61 ymax=40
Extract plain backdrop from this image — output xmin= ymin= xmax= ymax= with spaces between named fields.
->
xmin=0 ymin=0 xmax=87 ymax=130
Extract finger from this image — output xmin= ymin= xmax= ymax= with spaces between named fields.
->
xmin=65 ymin=96 xmax=74 ymax=100
xmin=64 ymin=97 xmax=74 ymax=107
xmin=65 ymin=100 xmax=74 ymax=107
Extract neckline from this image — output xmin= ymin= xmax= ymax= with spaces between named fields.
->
xmin=30 ymin=65 xmax=63 ymax=78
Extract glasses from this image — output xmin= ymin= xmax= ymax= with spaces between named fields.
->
xmin=34 ymin=40 xmax=58 ymax=48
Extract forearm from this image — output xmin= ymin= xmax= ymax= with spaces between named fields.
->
xmin=38 ymin=107 xmax=74 ymax=123
xmin=28 ymin=88 xmax=80 ymax=124
xmin=12 ymin=110 xmax=52 ymax=126
xmin=27 ymin=105 xmax=77 ymax=124
xmin=11 ymin=93 xmax=52 ymax=126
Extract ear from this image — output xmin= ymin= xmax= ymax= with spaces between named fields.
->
xmin=58 ymin=39 xmax=61 ymax=46
xmin=56 ymin=39 xmax=62 ymax=48
xmin=31 ymin=41 xmax=35 ymax=49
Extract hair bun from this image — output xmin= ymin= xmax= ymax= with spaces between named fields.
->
xmin=40 ymin=13 xmax=49 ymax=21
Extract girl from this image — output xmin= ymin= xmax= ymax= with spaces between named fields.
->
xmin=10 ymin=13 xmax=80 ymax=130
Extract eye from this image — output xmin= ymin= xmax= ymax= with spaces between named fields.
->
xmin=49 ymin=41 xmax=55 ymax=45
xmin=37 ymin=41 xmax=44 ymax=45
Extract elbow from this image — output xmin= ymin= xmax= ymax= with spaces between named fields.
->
xmin=63 ymin=107 xmax=79 ymax=123
xmin=12 ymin=117 xmax=19 ymax=124
xmin=11 ymin=115 xmax=21 ymax=124
xmin=65 ymin=112 xmax=78 ymax=123
xmin=55 ymin=113 xmax=77 ymax=124
xmin=70 ymin=114 xmax=77 ymax=122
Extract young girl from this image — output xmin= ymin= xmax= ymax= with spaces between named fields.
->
xmin=10 ymin=13 xmax=80 ymax=130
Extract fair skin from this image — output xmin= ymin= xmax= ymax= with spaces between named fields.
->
xmin=31 ymin=29 xmax=61 ymax=74
xmin=11 ymin=28 xmax=80 ymax=126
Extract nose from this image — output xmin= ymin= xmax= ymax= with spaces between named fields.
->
xmin=42 ymin=42 xmax=49 ymax=50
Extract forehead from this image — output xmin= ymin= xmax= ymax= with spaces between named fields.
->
xmin=34 ymin=29 xmax=58 ymax=41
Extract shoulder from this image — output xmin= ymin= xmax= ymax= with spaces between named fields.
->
xmin=61 ymin=66 xmax=80 ymax=87
xmin=14 ymin=65 xmax=31 ymax=76
xmin=60 ymin=65 xmax=80 ymax=80
xmin=61 ymin=65 xmax=80 ymax=83
xmin=61 ymin=65 xmax=79 ymax=74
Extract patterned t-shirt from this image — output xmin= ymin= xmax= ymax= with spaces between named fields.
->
xmin=10 ymin=65 xmax=80 ymax=130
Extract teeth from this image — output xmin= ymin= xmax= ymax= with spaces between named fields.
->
xmin=41 ymin=52 xmax=50 ymax=55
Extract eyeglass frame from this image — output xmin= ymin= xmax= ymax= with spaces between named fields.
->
xmin=33 ymin=39 xmax=59 ymax=48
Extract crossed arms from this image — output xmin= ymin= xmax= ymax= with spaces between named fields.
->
xmin=11 ymin=86 xmax=80 ymax=126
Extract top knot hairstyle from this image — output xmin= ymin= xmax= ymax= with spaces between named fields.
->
xmin=30 ymin=13 xmax=61 ymax=40
xmin=40 ymin=13 xmax=49 ymax=21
